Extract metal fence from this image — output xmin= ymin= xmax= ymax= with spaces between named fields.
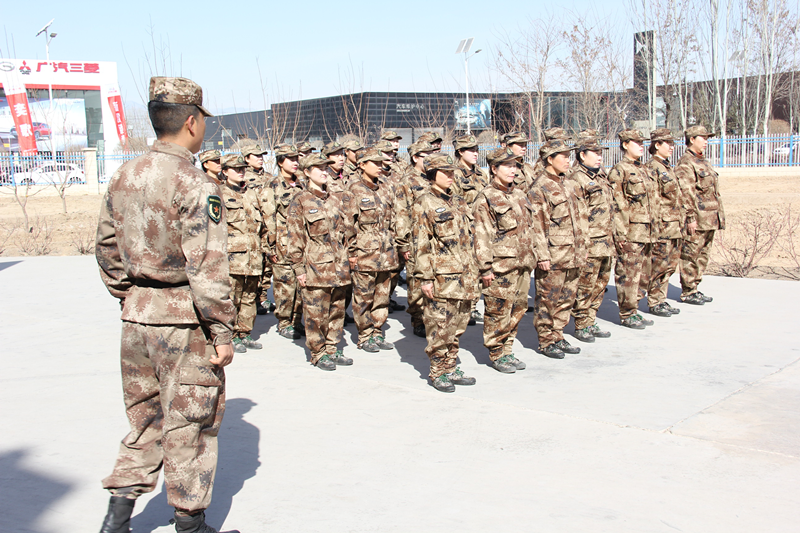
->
xmin=0 ymin=151 xmax=88 ymax=187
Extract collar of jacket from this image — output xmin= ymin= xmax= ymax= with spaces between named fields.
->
xmin=652 ymin=155 xmax=672 ymax=169
xmin=359 ymin=174 xmax=379 ymax=191
xmin=687 ymin=148 xmax=705 ymax=160
xmin=224 ymin=181 xmax=245 ymax=193
xmin=151 ymin=140 xmax=196 ymax=164
xmin=622 ymin=155 xmax=642 ymax=166
xmin=579 ymin=162 xmax=602 ymax=177
xmin=431 ymin=184 xmax=453 ymax=201
xmin=492 ymin=179 xmax=514 ymax=193
xmin=309 ymin=181 xmax=328 ymax=199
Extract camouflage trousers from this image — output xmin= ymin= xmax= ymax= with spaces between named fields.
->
xmin=352 ymin=270 xmax=392 ymax=344
xmin=483 ymin=268 xmax=531 ymax=361
xmin=103 ymin=322 xmax=225 ymax=513
xmin=230 ymin=274 xmax=259 ymax=337
xmin=424 ymin=298 xmax=471 ymax=379
xmin=405 ymin=257 xmax=425 ymax=328
xmin=614 ymin=242 xmax=652 ymax=319
xmin=301 ymin=285 xmax=347 ymax=364
xmin=273 ymin=263 xmax=303 ymax=330
xmin=534 ymin=267 xmax=579 ymax=347
xmin=571 ymin=255 xmax=612 ymax=330
xmin=680 ymin=230 xmax=715 ymax=298
xmin=258 ymin=256 xmax=273 ymax=303
xmin=641 ymin=238 xmax=680 ymax=307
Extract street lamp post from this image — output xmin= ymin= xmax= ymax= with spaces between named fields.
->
xmin=35 ymin=19 xmax=56 ymax=111
xmin=455 ymin=38 xmax=482 ymax=134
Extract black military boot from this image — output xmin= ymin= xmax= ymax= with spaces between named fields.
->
xmin=649 ymin=302 xmax=672 ymax=317
xmin=555 ymin=339 xmax=580 ymax=354
xmin=173 ymin=511 xmax=240 ymax=533
xmin=573 ymin=326 xmax=595 ymax=343
xmin=99 ymin=496 xmax=135 ymax=533
xmin=540 ymin=344 xmax=565 ymax=359
xmin=413 ymin=324 xmax=426 ymax=338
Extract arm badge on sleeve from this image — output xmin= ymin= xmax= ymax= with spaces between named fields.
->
xmin=208 ymin=195 xmax=222 ymax=224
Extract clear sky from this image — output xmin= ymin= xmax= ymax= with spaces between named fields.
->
xmin=2 ymin=0 xmax=626 ymax=114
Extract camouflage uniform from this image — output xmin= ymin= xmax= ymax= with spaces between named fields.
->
xmin=287 ymin=175 xmax=352 ymax=365
xmin=501 ymin=131 xmax=537 ymax=192
xmin=262 ymin=144 xmax=306 ymax=332
xmin=322 ymin=140 xmax=348 ymax=194
xmin=474 ymin=149 xmax=541 ymax=361
xmin=96 ymin=106 xmax=236 ymax=518
xmin=529 ymin=142 xmax=587 ymax=349
xmin=343 ymin=150 xmax=400 ymax=345
xmin=675 ymin=126 xmax=725 ymax=300
xmin=608 ymin=131 xmax=660 ymax=321
xmin=341 ymin=138 xmax=363 ymax=183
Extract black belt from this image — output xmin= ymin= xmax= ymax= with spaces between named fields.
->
xmin=133 ymin=279 xmax=190 ymax=289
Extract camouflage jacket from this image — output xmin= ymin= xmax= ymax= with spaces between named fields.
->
xmin=675 ymin=149 xmax=725 ymax=231
xmin=568 ymin=163 xmax=614 ymax=258
xmin=342 ymin=161 xmax=358 ymax=182
xmin=646 ymin=156 xmax=685 ymax=239
xmin=245 ymin=167 xmax=273 ymax=191
xmin=326 ymin=165 xmax=348 ymax=194
xmin=394 ymin=168 xmax=431 ymax=255
xmin=473 ymin=180 xmax=540 ymax=278
xmin=261 ymin=173 xmax=305 ymax=264
xmin=514 ymin=161 xmax=537 ymax=193
xmin=343 ymin=174 xmax=400 ymax=272
xmin=286 ymin=183 xmax=352 ymax=287
xmin=390 ymin=157 xmax=411 ymax=177
xmin=608 ymin=156 xmax=660 ymax=244
xmin=412 ymin=184 xmax=480 ymax=301
xmin=529 ymin=169 xmax=588 ymax=269
xmin=96 ymin=140 xmax=235 ymax=345
xmin=453 ymin=162 xmax=490 ymax=206
xmin=221 ymin=181 xmax=265 ymax=276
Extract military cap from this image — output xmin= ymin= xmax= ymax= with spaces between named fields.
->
xmin=221 ymin=154 xmax=247 ymax=169
xmin=299 ymin=153 xmax=334 ymax=170
xmin=322 ymin=141 xmax=344 ymax=156
xmin=357 ymin=148 xmax=390 ymax=165
xmin=576 ymin=137 xmax=609 ymax=152
xmin=618 ymin=129 xmax=647 ymax=143
xmin=539 ymin=139 xmax=579 ymax=160
xmin=543 ymin=127 xmax=571 ymax=141
xmin=487 ymin=147 xmax=523 ymax=166
xmin=650 ymin=128 xmax=677 ymax=142
xmin=274 ymin=143 xmax=300 ymax=158
xmin=407 ymin=140 xmax=434 ymax=158
xmin=198 ymin=149 xmax=221 ymax=163
xmin=418 ymin=131 xmax=443 ymax=144
xmin=453 ymin=134 xmax=478 ymax=151
xmin=342 ymin=139 xmax=363 ymax=151
xmin=576 ymin=129 xmax=600 ymax=140
xmin=241 ymin=143 xmax=266 ymax=157
xmin=148 ymin=76 xmax=212 ymax=117
xmin=684 ymin=125 xmax=716 ymax=138
xmin=423 ymin=153 xmax=459 ymax=173
xmin=297 ymin=140 xmax=315 ymax=153
xmin=501 ymin=131 xmax=529 ymax=145
xmin=380 ymin=130 xmax=403 ymax=141
xmin=374 ymin=140 xmax=395 ymax=153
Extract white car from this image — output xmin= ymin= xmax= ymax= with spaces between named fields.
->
xmin=13 ymin=162 xmax=85 ymax=186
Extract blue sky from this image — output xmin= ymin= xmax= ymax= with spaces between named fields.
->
xmin=2 ymin=0 xmax=625 ymax=114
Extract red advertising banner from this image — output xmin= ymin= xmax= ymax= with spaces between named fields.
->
xmin=5 ymin=86 xmax=38 ymax=156
xmin=107 ymin=86 xmax=128 ymax=149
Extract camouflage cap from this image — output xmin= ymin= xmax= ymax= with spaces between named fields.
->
xmin=297 ymin=141 xmax=315 ymax=153
xmin=577 ymin=138 xmax=609 ymax=152
xmin=321 ymin=140 xmax=344 ymax=156
xmin=685 ymin=125 xmax=716 ymax=138
xmin=380 ymin=130 xmax=403 ymax=141
xmin=198 ymin=149 xmax=221 ymax=163
xmin=539 ymin=139 xmax=578 ymax=160
xmin=543 ymin=127 xmax=571 ymax=141
xmin=149 ymin=76 xmax=212 ymax=117
xmin=501 ymin=131 xmax=528 ymax=145
xmin=487 ymin=147 xmax=523 ymax=166
xmin=618 ymin=129 xmax=647 ymax=143
xmin=274 ymin=143 xmax=300 ymax=158
xmin=241 ymin=143 xmax=266 ymax=157
xmin=423 ymin=153 xmax=460 ymax=173
xmin=453 ymin=134 xmax=478 ymax=151
xmin=221 ymin=154 xmax=247 ymax=169
xmin=299 ymin=153 xmax=335 ymax=170
xmin=650 ymin=128 xmax=677 ymax=142
xmin=576 ymin=129 xmax=600 ymax=140
xmin=407 ymin=140 xmax=435 ymax=158
xmin=418 ymin=131 xmax=443 ymax=144
xmin=357 ymin=147 xmax=391 ymax=165
xmin=342 ymin=139 xmax=363 ymax=152
xmin=374 ymin=140 xmax=395 ymax=153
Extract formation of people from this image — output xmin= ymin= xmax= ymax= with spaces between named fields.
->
xmin=198 ymin=120 xmax=725 ymax=394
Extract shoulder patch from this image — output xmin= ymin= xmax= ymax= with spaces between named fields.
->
xmin=208 ymin=195 xmax=222 ymax=224
xmin=435 ymin=207 xmax=446 ymax=213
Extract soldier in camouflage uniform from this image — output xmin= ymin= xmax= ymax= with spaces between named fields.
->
xmin=96 ymin=77 xmax=238 ymax=533
xmin=608 ymin=129 xmax=660 ymax=329
xmin=220 ymin=154 xmax=266 ymax=353
xmin=675 ymin=125 xmax=725 ymax=305
xmin=262 ymin=143 xmax=306 ymax=339
xmin=413 ymin=153 xmax=480 ymax=392
xmin=473 ymin=147 xmax=541 ymax=373
xmin=376 ymin=139 xmax=408 ymax=314
xmin=500 ymin=131 xmax=537 ymax=192
xmin=381 ymin=129 xmax=410 ymax=174
xmin=341 ymin=138 xmax=363 ymax=182
xmin=452 ymin=133 xmax=490 ymax=325
xmin=323 ymin=140 xmax=347 ymax=191
xmin=297 ymin=140 xmax=315 ymax=156
xmin=642 ymin=128 xmax=684 ymax=316
xmin=418 ymin=130 xmax=443 ymax=150
xmin=199 ymin=149 xmax=222 ymax=184
xmin=343 ymin=148 xmax=400 ymax=352
xmin=568 ymin=134 xmax=614 ymax=343
xmin=531 ymin=127 xmax=573 ymax=175
xmin=287 ymin=153 xmax=354 ymax=371
xmin=529 ymin=140 xmax=587 ymax=359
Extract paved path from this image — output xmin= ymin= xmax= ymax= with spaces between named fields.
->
xmin=1 ymin=256 xmax=798 ymax=532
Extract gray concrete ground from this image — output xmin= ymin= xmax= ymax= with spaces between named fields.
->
xmin=1 ymin=256 xmax=798 ymax=533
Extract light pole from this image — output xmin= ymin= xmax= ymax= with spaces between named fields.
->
xmin=456 ymin=38 xmax=482 ymax=134
xmin=35 ymin=19 xmax=56 ymax=111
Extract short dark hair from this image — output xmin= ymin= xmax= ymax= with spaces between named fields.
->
xmin=148 ymin=101 xmax=201 ymax=138
xmin=424 ymin=169 xmax=438 ymax=181
xmin=276 ymin=155 xmax=288 ymax=165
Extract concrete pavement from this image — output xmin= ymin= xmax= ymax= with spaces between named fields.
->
xmin=0 ymin=256 xmax=798 ymax=532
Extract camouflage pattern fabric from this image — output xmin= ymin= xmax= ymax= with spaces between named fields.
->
xmin=221 ymin=181 xmax=264 ymax=277
xmin=452 ymin=162 xmax=489 ymax=206
xmin=148 ymin=76 xmax=211 ymax=116
xmin=423 ymin=298 xmax=471 ymax=378
xmin=351 ymin=271 xmax=392 ymax=344
xmin=343 ymin=174 xmax=399 ymax=273
xmin=301 ymin=286 xmax=346 ymax=364
xmin=514 ymin=161 xmax=537 ymax=193
xmin=641 ymin=238 xmax=680 ymax=308
xmin=482 ymin=268 xmax=532 ymax=360
xmin=245 ymin=167 xmax=274 ymax=191
xmin=534 ymin=267 xmax=580 ymax=347
xmin=571 ymin=256 xmax=613 ymax=330
xmin=568 ymin=163 xmax=614 ymax=258
xmin=230 ymin=274 xmax=259 ymax=336
xmin=647 ymin=157 xmax=684 ymax=240
xmin=680 ymin=230 xmax=715 ymax=297
xmin=342 ymin=161 xmax=358 ymax=182
xmin=615 ymin=241 xmax=651 ymax=318
xmin=675 ymin=150 xmax=725 ymax=231
xmin=272 ymin=263 xmax=303 ymax=330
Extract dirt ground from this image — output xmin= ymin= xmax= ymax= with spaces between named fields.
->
xmin=1 ymin=174 xmax=799 ymax=279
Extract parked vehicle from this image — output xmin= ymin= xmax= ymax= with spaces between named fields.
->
xmin=771 ymin=143 xmax=799 ymax=164
xmin=12 ymin=161 xmax=85 ymax=186
xmin=10 ymin=122 xmax=51 ymax=140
